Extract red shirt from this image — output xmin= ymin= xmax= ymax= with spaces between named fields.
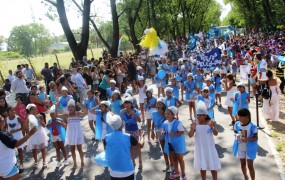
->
xmin=14 ymin=104 xmax=27 ymax=120
xmin=52 ymin=123 xmax=59 ymax=136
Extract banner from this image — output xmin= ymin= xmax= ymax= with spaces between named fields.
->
xmin=196 ymin=48 xmax=222 ymax=68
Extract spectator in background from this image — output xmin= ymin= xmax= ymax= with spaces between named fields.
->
xmin=75 ymin=67 xmax=88 ymax=103
xmin=276 ymin=60 xmax=285 ymax=94
xmin=41 ymin=63 xmax=53 ymax=95
xmin=13 ymin=65 xmax=22 ymax=76
xmin=11 ymin=71 xmax=29 ymax=105
xmin=23 ymin=64 xmax=34 ymax=82
xmin=52 ymin=63 xmax=59 ymax=81
xmin=2 ymin=79 xmax=11 ymax=92
xmin=6 ymin=70 xmax=14 ymax=84
xmin=127 ymin=57 xmax=137 ymax=92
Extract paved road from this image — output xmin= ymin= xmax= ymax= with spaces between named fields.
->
xmin=20 ymin=79 xmax=282 ymax=180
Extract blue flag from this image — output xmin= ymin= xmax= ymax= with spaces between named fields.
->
xmin=196 ymin=48 xmax=222 ymax=68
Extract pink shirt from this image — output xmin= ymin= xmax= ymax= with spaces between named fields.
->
xmin=14 ymin=104 xmax=27 ymax=121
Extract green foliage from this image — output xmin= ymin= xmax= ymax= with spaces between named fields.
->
xmin=7 ymin=23 xmax=52 ymax=56
xmin=0 ymin=51 xmax=22 ymax=59
xmin=224 ymin=0 xmax=285 ymax=30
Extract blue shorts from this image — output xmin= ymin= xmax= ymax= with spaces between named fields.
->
xmin=3 ymin=166 xmax=19 ymax=178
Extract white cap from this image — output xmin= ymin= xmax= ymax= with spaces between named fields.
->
xmin=165 ymin=87 xmax=173 ymax=93
xmin=213 ymin=67 xmax=220 ymax=74
xmin=106 ymin=113 xmax=123 ymax=130
xmin=205 ymin=76 xmax=212 ymax=81
xmin=187 ymin=73 xmax=193 ymax=77
xmin=146 ymin=88 xmax=153 ymax=94
xmin=113 ymin=90 xmax=120 ymax=94
xmin=160 ymin=55 xmax=167 ymax=59
xmin=167 ymin=106 xmax=178 ymax=115
xmin=196 ymin=100 xmax=208 ymax=115
xmin=26 ymin=104 xmax=36 ymax=110
xmin=50 ymin=105 xmax=56 ymax=113
xmin=67 ymin=99 xmax=75 ymax=107
xmin=157 ymin=97 xmax=166 ymax=105
xmin=138 ymin=76 xmax=144 ymax=81
xmin=136 ymin=66 xmax=143 ymax=70
xmin=100 ymin=101 xmax=111 ymax=108
xmin=62 ymin=86 xmax=68 ymax=91
xmin=123 ymin=96 xmax=133 ymax=104
xmin=202 ymin=86 xmax=209 ymax=91
xmin=181 ymin=65 xmax=185 ymax=70
xmin=237 ymin=82 xmax=245 ymax=87
xmin=110 ymin=80 xmax=116 ymax=84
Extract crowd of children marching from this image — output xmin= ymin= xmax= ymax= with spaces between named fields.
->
xmin=2 ymin=32 xmax=285 ymax=179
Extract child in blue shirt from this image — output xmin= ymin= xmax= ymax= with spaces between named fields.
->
xmin=233 ymin=108 xmax=258 ymax=180
xmin=232 ymin=83 xmax=250 ymax=124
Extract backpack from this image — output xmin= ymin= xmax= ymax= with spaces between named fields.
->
xmin=261 ymin=81 xmax=272 ymax=100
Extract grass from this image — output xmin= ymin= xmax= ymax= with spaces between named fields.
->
xmin=276 ymin=143 xmax=285 ymax=152
xmin=0 ymin=48 xmax=105 ymax=80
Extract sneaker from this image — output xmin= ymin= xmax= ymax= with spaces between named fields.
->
xmin=182 ymin=174 xmax=187 ymax=180
xmin=64 ymin=160 xmax=70 ymax=166
xmin=169 ymin=171 xmax=180 ymax=179
xmin=56 ymin=161 xmax=61 ymax=168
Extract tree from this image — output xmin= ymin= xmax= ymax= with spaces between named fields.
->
xmin=7 ymin=23 xmax=52 ymax=56
xmin=44 ymin=0 xmax=93 ymax=61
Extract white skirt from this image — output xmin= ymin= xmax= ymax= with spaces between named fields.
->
xmin=65 ymin=122 xmax=85 ymax=145
xmin=12 ymin=131 xmax=26 ymax=149
xmin=145 ymin=108 xmax=155 ymax=119
xmin=224 ymin=87 xmax=236 ymax=107
xmin=194 ymin=125 xmax=221 ymax=171
xmin=27 ymin=126 xmax=49 ymax=151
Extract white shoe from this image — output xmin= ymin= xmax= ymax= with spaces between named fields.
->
xmin=56 ymin=161 xmax=61 ymax=168
xmin=64 ymin=160 xmax=70 ymax=166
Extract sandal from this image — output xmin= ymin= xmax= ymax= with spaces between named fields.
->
xmin=43 ymin=162 xmax=47 ymax=169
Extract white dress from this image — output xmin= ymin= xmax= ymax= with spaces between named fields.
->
xmin=225 ymin=85 xmax=237 ymax=107
xmin=263 ymin=85 xmax=280 ymax=121
xmin=194 ymin=125 xmax=221 ymax=171
xmin=26 ymin=115 xmax=49 ymax=151
xmin=65 ymin=116 xmax=85 ymax=145
xmin=138 ymin=85 xmax=146 ymax=104
xmin=6 ymin=116 xmax=26 ymax=148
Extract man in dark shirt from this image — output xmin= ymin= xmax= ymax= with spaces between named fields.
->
xmin=127 ymin=57 xmax=137 ymax=92
xmin=41 ymin=63 xmax=53 ymax=95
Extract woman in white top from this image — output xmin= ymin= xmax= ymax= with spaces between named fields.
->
xmin=223 ymin=73 xmax=237 ymax=126
xmin=26 ymin=104 xmax=49 ymax=169
xmin=262 ymin=70 xmax=280 ymax=121
xmin=5 ymin=107 xmax=26 ymax=171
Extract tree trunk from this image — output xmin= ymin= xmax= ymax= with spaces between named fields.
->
xmin=150 ymin=0 xmax=157 ymax=29
xmin=54 ymin=0 xmax=91 ymax=61
xmin=110 ymin=0 xmax=119 ymax=58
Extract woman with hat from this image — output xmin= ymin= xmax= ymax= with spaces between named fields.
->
xmin=0 ymin=115 xmax=37 ymax=179
xmin=55 ymin=99 xmax=88 ymax=170
xmin=105 ymin=114 xmax=144 ymax=179
xmin=144 ymin=88 xmax=156 ymax=143
xmin=107 ymin=79 xmax=119 ymax=100
xmin=151 ymin=98 xmax=171 ymax=172
xmin=26 ymin=103 xmax=49 ymax=169
xmin=58 ymin=86 xmax=73 ymax=114
xmin=120 ymin=96 xmax=143 ymax=169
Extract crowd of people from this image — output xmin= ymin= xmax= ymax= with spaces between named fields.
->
xmin=0 ymin=31 xmax=284 ymax=180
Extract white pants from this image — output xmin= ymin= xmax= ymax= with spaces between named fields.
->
xmin=262 ymin=95 xmax=279 ymax=121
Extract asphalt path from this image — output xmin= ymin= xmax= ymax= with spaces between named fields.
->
xmin=19 ymin=78 xmax=282 ymax=180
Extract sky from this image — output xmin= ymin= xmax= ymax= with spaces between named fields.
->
xmin=0 ymin=0 xmax=231 ymax=38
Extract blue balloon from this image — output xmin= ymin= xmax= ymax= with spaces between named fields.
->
xmin=157 ymin=70 xmax=166 ymax=79
xmin=175 ymin=75 xmax=181 ymax=81
xmin=94 ymin=151 xmax=108 ymax=167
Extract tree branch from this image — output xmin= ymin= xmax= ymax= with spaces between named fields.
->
xmin=71 ymin=0 xmax=83 ymax=12
xmin=89 ymin=19 xmax=111 ymax=50
xmin=118 ymin=8 xmax=127 ymax=18
xmin=44 ymin=0 xmax=57 ymax=7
